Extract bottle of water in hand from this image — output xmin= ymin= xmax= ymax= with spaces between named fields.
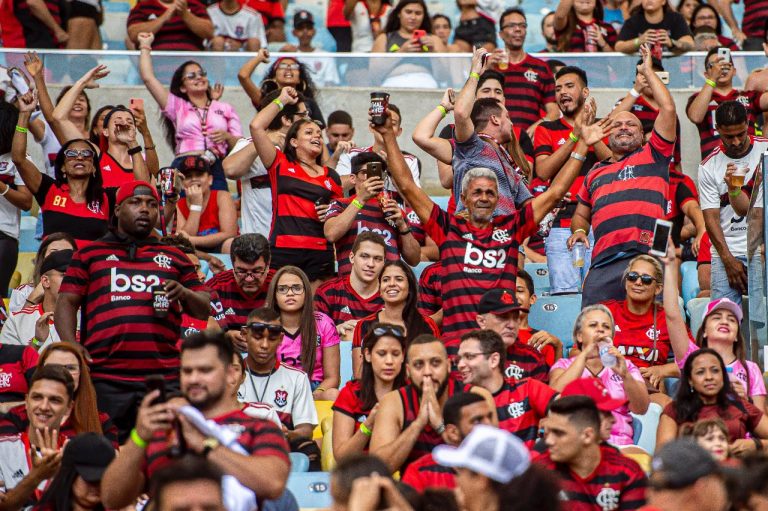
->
xmin=598 ymin=339 xmax=617 ymax=368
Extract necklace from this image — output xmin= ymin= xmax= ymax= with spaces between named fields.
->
xmin=246 ymin=364 xmax=275 ymax=403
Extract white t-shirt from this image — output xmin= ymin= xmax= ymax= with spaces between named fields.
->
xmin=241 ymin=402 xmax=283 ymax=428
xmin=0 ymin=304 xmax=57 ymax=349
xmin=207 ymin=3 xmax=267 ymax=47
xmin=350 ymin=2 xmax=392 ymax=53
xmin=0 ymin=435 xmax=34 ymax=494
xmin=297 ymin=51 xmax=341 ymax=87
xmin=0 ymin=153 xmax=27 ymax=240
xmin=336 ymin=146 xmax=421 ymax=192
xmin=228 ymin=137 xmax=273 ymax=238
xmin=698 ymin=138 xmax=768 ymax=258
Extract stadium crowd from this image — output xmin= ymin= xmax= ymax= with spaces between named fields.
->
xmin=0 ymin=0 xmax=768 ymax=510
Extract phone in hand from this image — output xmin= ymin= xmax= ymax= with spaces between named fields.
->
xmin=366 ymin=161 xmax=384 ymax=180
xmin=649 ymin=219 xmax=673 ymax=257
xmin=717 ymin=47 xmax=731 ymax=62
xmin=412 ymin=29 xmax=426 ymax=42
xmin=146 ymin=375 xmax=167 ymax=405
xmin=130 ymin=97 xmax=144 ymax=111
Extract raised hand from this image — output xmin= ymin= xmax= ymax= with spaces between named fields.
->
xmin=17 ymin=91 xmax=38 ymax=113
xmin=440 ymin=88 xmax=455 ymax=112
xmin=470 ymin=46 xmax=489 ymax=75
xmin=137 ymin=32 xmax=155 ymax=50
xmin=278 ymin=86 xmax=299 ymax=106
xmin=34 ymin=312 xmax=54 ymax=345
xmin=638 ymin=43 xmax=653 ymax=76
xmin=79 ymin=65 xmax=110 ymax=89
xmin=115 ymin=123 xmax=137 ymax=145
xmin=24 ymin=51 xmax=43 ymax=78
xmin=210 ymin=82 xmax=224 ymax=101
xmin=581 ymin=116 xmax=612 ymax=147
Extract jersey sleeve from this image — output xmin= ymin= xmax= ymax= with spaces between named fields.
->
xmin=22 ymin=346 xmax=40 ymax=381
xmin=127 ymin=2 xmax=150 ymax=25
xmin=514 ymin=201 xmax=539 ymax=242
xmin=423 ymin=202 xmax=450 ymax=246
xmin=604 ymin=23 xmax=618 ymax=47
xmin=317 ymin=313 xmax=341 ymax=348
xmin=619 ymin=462 xmax=649 ymax=511
xmin=313 ymin=285 xmax=332 ymax=318
xmin=59 ymin=248 xmax=91 ymax=297
xmin=675 ymin=174 xmax=698 ymax=208
xmin=33 ymin=174 xmax=55 ymax=209
xmin=697 ymin=163 xmax=721 ymax=210
xmin=326 ymin=199 xmax=347 ymax=220
xmin=226 ymin=105 xmax=243 ymax=138
xmin=335 ymin=151 xmax=352 ymax=176
xmin=453 ymin=132 xmax=484 ymax=160
xmin=332 ymin=381 xmax=359 ymax=417
xmin=352 ymin=320 xmax=364 ymax=349
xmin=528 ymin=379 xmax=558 ymax=417
xmin=401 ymin=463 xmax=428 ymax=492
xmin=576 ymin=172 xmax=593 ymax=208
xmin=539 ymin=67 xmax=556 ymax=106
xmin=162 ymin=92 xmax=183 ymax=121
xmin=747 ymin=361 xmax=767 ymax=396
xmin=533 ymin=124 xmax=554 ymax=159
xmin=649 ymin=129 xmax=675 ymax=160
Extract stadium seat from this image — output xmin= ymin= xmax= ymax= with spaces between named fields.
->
xmin=525 ymin=263 xmax=551 ymax=295
xmin=199 ymin=260 xmax=210 ymax=280
xmin=686 ymin=297 xmax=710 ymax=335
xmin=320 ymin=415 xmax=335 ymax=472
xmin=630 ymin=402 xmax=663 ymax=455
xmin=313 ymin=400 xmax=333 ymax=440
xmin=680 ymin=261 xmax=700 ymax=305
xmin=631 ymin=416 xmax=642 ymax=445
xmin=289 ymin=452 xmax=310 ymax=472
xmin=528 ymin=294 xmax=582 ymax=352
xmin=14 ymin=252 xmax=36 ymax=286
xmin=286 ymin=471 xmax=331 ymax=510
xmin=339 ymin=341 xmax=353 ymax=388
xmin=210 ymin=253 xmax=233 ymax=271
xmin=430 ymin=195 xmax=450 ymax=211
xmin=20 ymin=216 xmax=37 ymax=231
xmin=19 ymin=229 xmax=40 ymax=252
xmin=412 ymin=261 xmax=431 ymax=281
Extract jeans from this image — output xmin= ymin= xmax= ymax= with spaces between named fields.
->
xmin=545 ymin=227 xmax=594 ymax=294
xmin=711 ymin=254 xmax=748 ymax=305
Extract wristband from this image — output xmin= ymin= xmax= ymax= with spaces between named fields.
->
xmin=728 ymin=188 xmax=742 ymax=198
xmin=573 ymin=228 xmax=587 ymax=235
xmin=189 ymin=204 xmax=203 ymax=212
xmin=570 ymin=151 xmax=586 ymax=162
xmin=568 ymin=132 xmax=580 ymax=143
xmin=272 ymin=98 xmax=284 ymax=111
xmin=130 ymin=428 xmax=148 ymax=449
xmin=435 ymin=422 xmax=446 ymax=435
xmin=15 ymin=125 xmax=28 ymax=133
xmin=128 ymin=146 xmax=143 ymax=156
xmin=705 ymin=78 xmax=716 ymax=88
xmin=398 ymin=227 xmax=412 ymax=235
xmin=359 ymin=423 xmax=373 ymax=436
xmin=0 ymin=184 xmax=8 ymax=197
xmin=352 ymin=198 xmax=365 ymax=210
xmin=469 ymin=72 xmax=481 ymax=80
xmin=629 ymin=88 xmax=641 ymax=98
xmin=31 ymin=338 xmax=42 ymax=348
xmin=314 ymin=387 xmax=326 ymax=393
xmin=437 ymin=105 xmax=448 ymax=118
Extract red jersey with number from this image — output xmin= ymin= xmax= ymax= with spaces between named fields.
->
xmin=34 ymin=175 xmax=109 ymax=247
xmin=417 ymin=261 xmax=442 ymax=317
xmin=314 ymin=276 xmax=383 ymax=325
xmin=494 ymin=378 xmax=556 ymax=448
xmin=401 ymin=453 xmax=457 ymax=492
xmin=501 ymin=54 xmax=556 ymax=131
xmin=603 ymin=299 xmax=677 ymax=369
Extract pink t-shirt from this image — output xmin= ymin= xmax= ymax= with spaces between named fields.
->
xmin=277 ymin=311 xmax=340 ymax=382
xmin=676 ymin=340 xmax=767 ymax=398
xmin=551 ymin=357 xmax=644 ymax=446
xmin=162 ymin=93 xmax=242 ymax=157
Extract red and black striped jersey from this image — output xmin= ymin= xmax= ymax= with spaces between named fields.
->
xmin=401 ymin=453 xmax=457 ymax=492
xmin=314 ymin=276 xmax=383 ymax=324
xmin=686 ymin=88 xmax=765 ymax=159
xmin=0 ymin=345 xmax=38 ymax=402
xmin=34 ymin=175 xmax=109 ymax=247
xmin=0 ymin=405 xmax=118 ymax=447
xmin=666 ymin=170 xmax=698 ymax=246
xmin=615 ymin=95 xmax=682 ymax=166
xmin=99 ymin=152 xmax=135 ymax=191
xmin=417 ymin=261 xmax=443 ymax=317
xmin=424 ymin=203 xmax=537 ymax=337
xmin=143 ymin=409 xmax=289 ymax=481
xmin=535 ymin=444 xmax=648 ymax=511
xmin=179 ymin=291 xmax=228 ymax=340
xmin=127 ymin=0 xmax=211 ymax=50
xmin=494 ymin=378 xmax=556 ymax=449
xmin=332 ymin=379 xmax=371 ymax=437
xmin=501 ymin=54 xmax=556 ymax=131
xmin=1 ymin=0 xmax=63 ymax=48
xmin=577 ymin=130 xmax=671 ymax=268
xmin=555 ymin=19 xmax=617 ymax=51
xmin=398 ymin=379 xmax=470 ymax=471
xmin=739 ymin=0 xmax=768 ymax=38
xmin=59 ymin=234 xmax=206 ymax=385
xmin=268 ymin=151 xmax=342 ymax=252
xmin=506 ymin=342 xmax=550 ymax=383
xmin=206 ymin=269 xmax=270 ymax=332
xmin=351 ymin=311 xmax=439 ymax=348
xmin=517 ymin=328 xmax=557 ymax=366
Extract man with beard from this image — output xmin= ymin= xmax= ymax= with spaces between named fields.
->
xmin=540 ymin=12 xmax=557 ymax=52
xmin=568 ymin=44 xmax=677 ymax=307
xmin=534 ymin=66 xmax=611 ymax=294
xmin=370 ymin=335 xmax=496 ymax=473
xmin=56 ymin=181 xmax=210 ymax=442
xmin=698 ymin=100 xmax=766 ymax=304
xmin=101 ymin=331 xmax=290 ymax=509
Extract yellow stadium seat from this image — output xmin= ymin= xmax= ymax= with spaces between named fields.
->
xmin=623 ymin=451 xmax=652 ymax=475
xmin=9 ymin=272 xmax=21 ymax=292
xmin=313 ymin=400 xmax=333 ymax=440
xmin=320 ymin=415 xmax=335 ymax=472
xmin=14 ymin=252 xmax=37 ymax=286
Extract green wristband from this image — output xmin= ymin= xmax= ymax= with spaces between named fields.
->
xmin=360 ymin=423 xmax=373 ymax=436
xmin=705 ymin=78 xmax=716 ymax=88
xmin=569 ymin=132 xmax=580 ymax=143
xmin=130 ymin=428 xmax=148 ymax=449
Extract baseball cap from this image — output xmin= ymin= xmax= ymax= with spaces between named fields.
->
xmin=650 ymin=439 xmax=720 ymax=489
xmin=293 ymin=10 xmax=314 ymax=28
xmin=61 ymin=433 xmax=116 ymax=483
xmin=432 ymin=425 xmax=530 ymax=483
xmin=478 ymin=289 xmax=529 ymax=315
xmin=702 ymin=297 xmax=743 ymax=324
xmin=40 ymin=249 xmax=73 ymax=275
xmin=561 ymin=377 xmax=627 ymax=412
xmin=178 ymin=155 xmax=211 ymax=175
xmin=116 ymin=180 xmax=160 ymax=205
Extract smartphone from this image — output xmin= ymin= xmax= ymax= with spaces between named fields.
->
xmin=146 ymin=375 xmax=167 ymax=405
xmin=412 ymin=29 xmax=426 ymax=42
xmin=366 ymin=161 xmax=383 ymax=180
xmin=481 ymin=53 xmax=491 ymax=67
xmin=649 ymin=219 xmax=673 ymax=257
xmin=129 ymin=97 xmax=144 ymax=110
xmin=718 ymin=47 xmax=731 ymax=62
xmin=655 ymin=71 xmax=669 ymax=84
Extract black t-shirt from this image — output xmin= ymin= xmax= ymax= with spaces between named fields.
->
xmin=617 ymin=11 xmax=692 ymax=42
xmin=453 ymin=15 xmax=496 ymax=46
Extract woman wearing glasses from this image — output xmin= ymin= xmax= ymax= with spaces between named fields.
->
xmin=137 ymin=31 xmax=242 ymax=191
xmin=351 ymin=260 xmax=438 ymax=378
xmin=266 ymin=266 xmax=341 ymax=401
xmin=332 ymin=322 xmax=407 ymax=461
xmin=13 ymin=93 xmax=108 ymax=248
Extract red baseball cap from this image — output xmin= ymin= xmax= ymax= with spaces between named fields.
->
xmin=560 ymin=377 xmax=627 ymax=411
xmin=116 ymin=180 xmax=160 ymax=205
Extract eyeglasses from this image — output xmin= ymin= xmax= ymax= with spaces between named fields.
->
xmin=456 ymin=352 xmax=491 ymax=362
xmin=373 ymin=325 xmax=405 ymax=339
xmin=64 ymin=149 xmax=95 ymax=160
xmin=626 ymin=271 xmax=657 ymax=285
xmin=244 ymin=322 xmax=283 ymax=339
xmin=502 ymin=22 xmax=527 ymax=30
xmin=293 ymin=110 xmax=311 ymax=119
xmin=183 ymin=70 xmax=208 ymax=80
xmin=277 ymin=63 xmax=300 ymax=71
xmin=276 ymin=284 xmax=304 ymax=295
xmin=234 ymin=267 xmax=268 ymax=280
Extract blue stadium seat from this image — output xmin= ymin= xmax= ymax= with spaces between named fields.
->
xmin=430 ymin=195 xmax=450 ymax=211
xmin=686 ymin=297 xmax=710 ymax=335
xmin=528 ymin=294 xmax=581 ymax=352
xmin=631 ymin=403 xmax=663 ymax=455
xmin=680 ymin=261 xmax=700 ymax=305
xmin=199 ymin=260 xmax=210 ymax=280
xmin=287 ymin=472 xmax=331 ymax=509
xmin=20 ymin=216 xmax=37 ymax=231
xmin=412 ymin=261 xmax=431 ymax=281
xmin=289 ymin=452 xmax=310 ymax=472
xmin=631 ymin=416 xmax=642 ymax=445
xmin=339 ymin=341 xmax=353 ymax=387
xmin=19 ymin=229 xmax=40 ymax=252
xmin=210 ymin=253 xmax=233 ymax=271
xmin=525 ymin=263 xmax=551 ymax=295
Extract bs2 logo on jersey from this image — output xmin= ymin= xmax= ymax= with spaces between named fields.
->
xmin=110 ymin=268 xmax=161 ymax=293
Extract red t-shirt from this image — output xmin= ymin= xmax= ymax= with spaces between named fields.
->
xmin=517 ymin=327 xmax=557 ymax=366
xmin=401 ymin=453 xmax=457 ymax=493
xmin=663 ymin=398 xmax=764 ymax=442
xmin=127 ymin=0 xmax=210 ymax=50
xmin=602 ymin=299 xmax=676 ymax=369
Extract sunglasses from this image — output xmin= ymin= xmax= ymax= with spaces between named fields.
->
xmin=183 ymin=70 xmax=208 ymax=80
xmin=373 ymin=325 xmax=405 ymax=339
xmin=64 ymin=149 xmax=95 ymax=159
xmin=626 ymin=271 xmax=656 ymax=286
xmin=244 ymin=322 xmax=283 ymax=339
xmin=276 ymin=284 xmax=304 ymax=295
xmin=277 ymin=63 xmax=300 ymax=71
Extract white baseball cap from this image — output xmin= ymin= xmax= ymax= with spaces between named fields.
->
xmin=432 ymin=425 xmax=530 ymax=483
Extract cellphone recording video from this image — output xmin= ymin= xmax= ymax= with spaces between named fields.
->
xmin=366 ymin=162 xmax=384 ymax=180
xmin=146 ymin=375 xmax=167 ymax=405
xmin=717 ymin=47 xmax=731 ymax=62
xmin=649 ymin=219 xmax=672 ymax=257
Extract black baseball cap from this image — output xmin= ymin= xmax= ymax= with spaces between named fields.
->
xmin=61 ymin=433 xmax=116 ymax=483
xmin=478 ymin=289 xmax=529 ymax=315
xmin=178 ymin=155 xmax=211 ymax=175
xmin=293 ymin=10 xmax=314 ymax=28
xmin=40 ymin=249 xmax=73 ymax=275
xmin=650 ymin=439 xmax=721 ymax=489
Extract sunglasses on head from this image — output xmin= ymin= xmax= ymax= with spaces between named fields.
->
xmin=373 ymin=325 xmax=405 ymax=339
xmin=626 ymin=271 xmax=656 ymax=285
xmin=244 ymin=322 xmax=283 ymax=338
xmin=183 ymin=70 xmax=208 ymax=80
xmin=64 ymin=149 xmax=95 ymax=159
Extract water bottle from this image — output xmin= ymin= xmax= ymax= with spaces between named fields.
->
xmin=598 ymin=339 xmax=617 ymax=368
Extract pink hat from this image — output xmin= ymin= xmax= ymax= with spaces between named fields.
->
xmin=702 ymin=298 xmax=743 ymax=324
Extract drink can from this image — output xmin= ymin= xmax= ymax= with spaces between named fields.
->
xmin=598 ymin=340 xmax=617 ymax=368
xmin=584 ymin=26 xmax=597 ymax=52
xmin=370 ymin=92 xmax=390 ymax=126
xmin=153 ymin=288 xmax=170 ymax=318
xmin=159 ymin=167 xmax=176 ymax=197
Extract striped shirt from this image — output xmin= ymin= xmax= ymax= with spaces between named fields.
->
xmin=59 ymin=234 xmax=206 ymax=385
xmin=424 ymin=202 xmax=537 ymax=337
xmin=666 ymin=170 xmax=698 ymax=246
xmin=417 ymin=261 xmax=442 ymax=317
xmin=267 ymin=151 xmax=342 ymax=252
xmin=332 ymin=379 xmax=371 ymax=437
xmin=401 ymin=453 xmax=457 ymax=492
xmin=739 ymin=0 xmax=768 ymax=38
xmin=576 ymin=130 xmax=672 ymax=268
xmin=506 ymin=342 xmax=550 ymax=383
xmin=615 ymin=95 xmax=682 ymax=166
xmin=314 ymin=277 xmax=383 ymax=324
xmin=555 ymin=19 xmax=617 ymax=52
xmin=494 ymin=378 xmax=556 ymax=448
xmin=501 ymin=54 xmax=556 ymax=131
xmin=206 ymin=269 xmax=270 ymax=332
xmin=535 ymin=445 xmax=648 ymax=511
xmin=127 ymin=0 xmax=210 ymax=50
xmin=1 ymin=0 xmax=63 ymax=48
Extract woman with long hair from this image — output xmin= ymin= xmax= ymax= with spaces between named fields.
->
xmin=615 ymin=0 xmax=694 ymax=54
xmin=250 ymin=87 xmax=342 ymax=288
xmin=333 ymin=322 xmax=407 ymax=460
xmin=661 ymin=244 xmax=766 ymax=412
xmin=549 ymin=304 xmax=650 ymax=447
xmin=689 ymin=4 xmax=739 ymax=50
xmin=266 ymin=266 xmax=341 ymax=401
xmin=351 ymin=260 xmax=438 ymax=377
xmin=675 ymin=0 xmax=700 ymax=24
xmin=137 ymin=31 xmax=241 ymax=191
xmin=656 ymin=348 xmax=768 ymax=454
xmin=554 ymin=0 xmax=617 ymax=51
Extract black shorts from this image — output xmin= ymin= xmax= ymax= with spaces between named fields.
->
xmin=270 ymin=247 xmax=336 ymax=281
xmin=67 ymin=0 xmax=102 ymax=23
xmin=453 ymin=16 xmax=496 ymax=47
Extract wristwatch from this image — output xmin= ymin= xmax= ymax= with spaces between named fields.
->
xmin=202 ymin=437 xmax=220 ymax=457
